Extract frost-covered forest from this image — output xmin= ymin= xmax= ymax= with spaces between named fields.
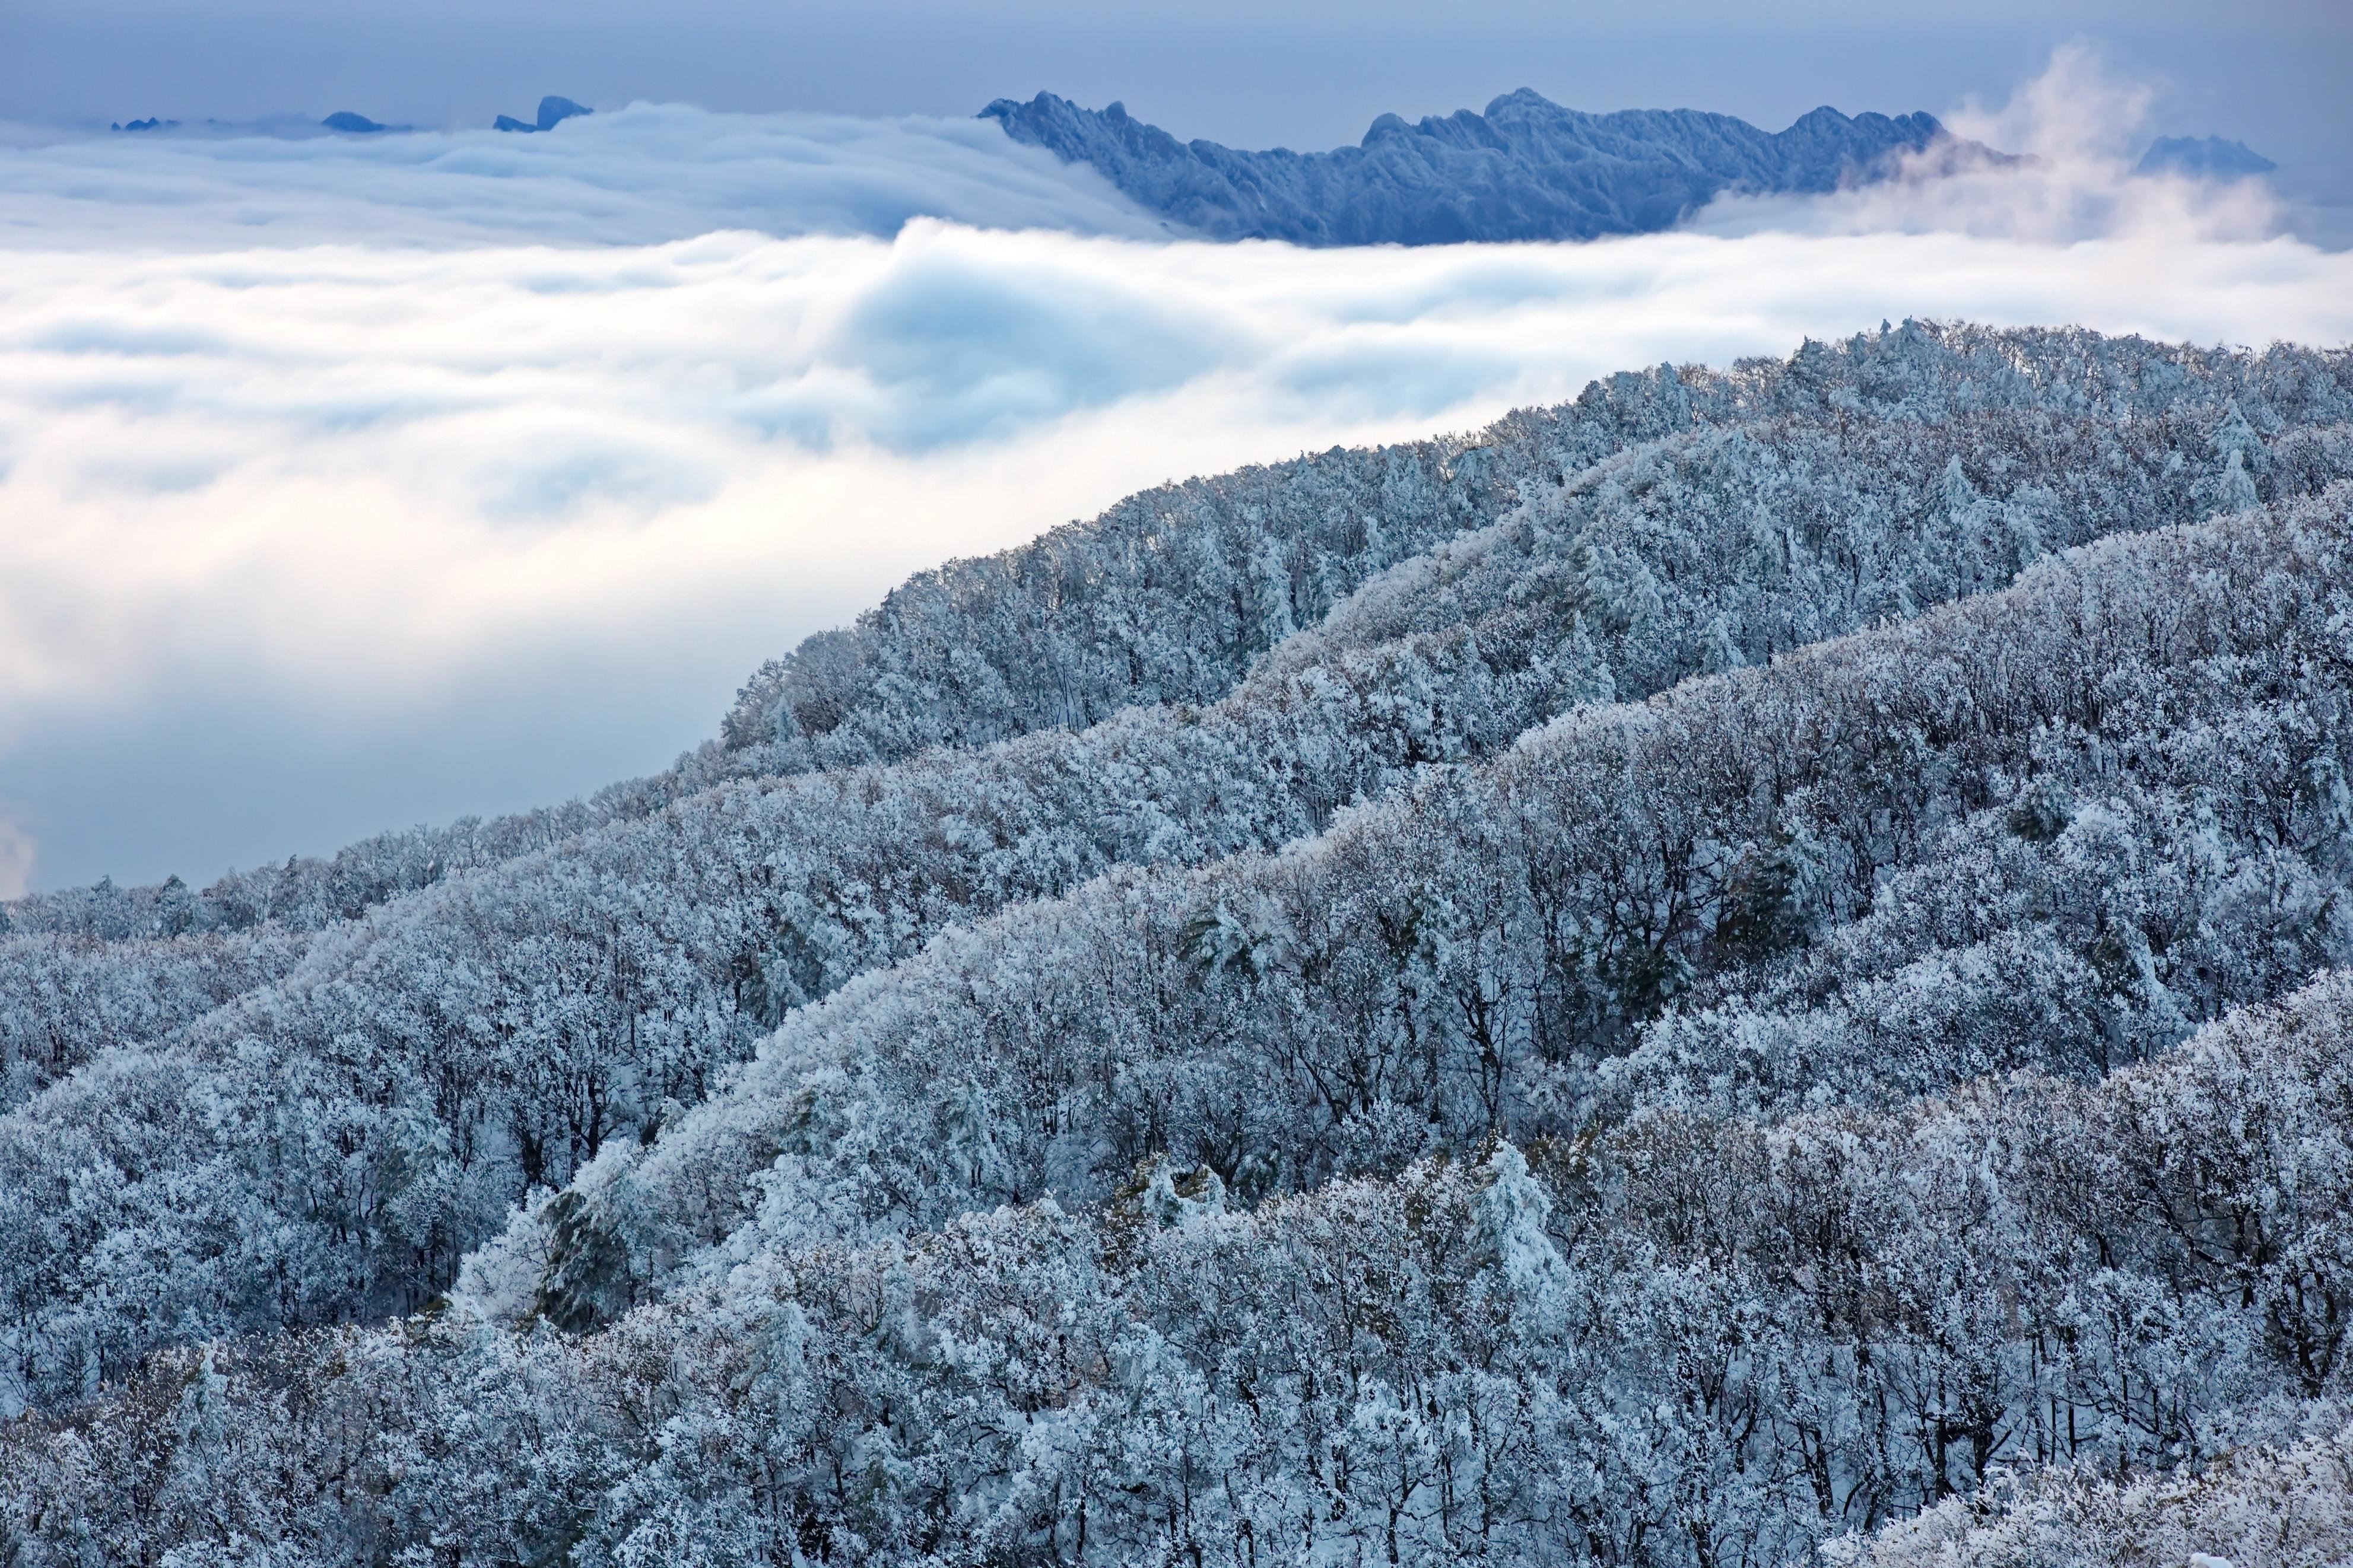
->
xmin=5 ymin=322 xmax=2353 ymax=1565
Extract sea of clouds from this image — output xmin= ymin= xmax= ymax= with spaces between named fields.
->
xmin=3 ymin=52 xmax=2350 ymax=896
xmin=0 ymin=104 xmax=1168 ymax=248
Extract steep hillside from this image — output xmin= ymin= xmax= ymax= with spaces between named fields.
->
xmin=482 ymin=485 xmax=2353 ymax=1320
xmin=7 ymin=492 xmax=2352 ymax=1567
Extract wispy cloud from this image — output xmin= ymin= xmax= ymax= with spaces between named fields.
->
xmin=1693 ymin=45 xmax=2288 ymax=243
xmin=0 ymin=814 xmax=34 ymax=899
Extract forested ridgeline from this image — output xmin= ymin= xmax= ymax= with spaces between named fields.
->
xmin=11 ymin=320 xmax=2346 ymax=953
xmin=1 ymin=395 xmax=1525 ymax=950
xmin=15 ymin=372 xmax=2340 ymax=1117
xmin=4 ymin=330 xmax=2344 ymax=1421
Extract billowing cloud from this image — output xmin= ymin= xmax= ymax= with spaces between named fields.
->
xmin=2 ymin=65 xmax=2350 ymax=891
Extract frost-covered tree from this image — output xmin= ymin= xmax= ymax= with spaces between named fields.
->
xmin=5 ymin=326 xmax=2353 ymax=1566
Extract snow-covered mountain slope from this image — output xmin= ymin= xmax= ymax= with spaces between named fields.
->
xmin=4 ymin=326 xmax=2352 ymax=1568
xmin=983 ymin=88 xmax=2002 ymax=244
xmin=8 ymin=486 xmax=2353 ymax=1567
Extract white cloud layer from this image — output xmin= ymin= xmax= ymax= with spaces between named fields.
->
xmin=2 ymin=61 xmax=2350 ymax=891
xmin=0 ymin=104 xmax=1167 ymax=249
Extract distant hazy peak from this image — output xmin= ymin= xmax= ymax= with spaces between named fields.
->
xmin=2136 ymin=135 xmax=2276 ymax=181
xmin=495 ymin=95 xmax=593 ymax=134
xmin=981 ymin=88 xmax=1998 ymax=246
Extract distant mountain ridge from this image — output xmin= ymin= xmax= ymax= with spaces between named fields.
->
xmin=494 ymin=94 xmax=592 ymax=133
xmin=982 ymin=87 xmax=2000 ymax=244
xmin=2136 ymin=133 xmax=2276 ymax=181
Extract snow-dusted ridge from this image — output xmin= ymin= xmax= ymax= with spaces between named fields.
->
xmin=983 ymin=87 xmax=2010 ymax=245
